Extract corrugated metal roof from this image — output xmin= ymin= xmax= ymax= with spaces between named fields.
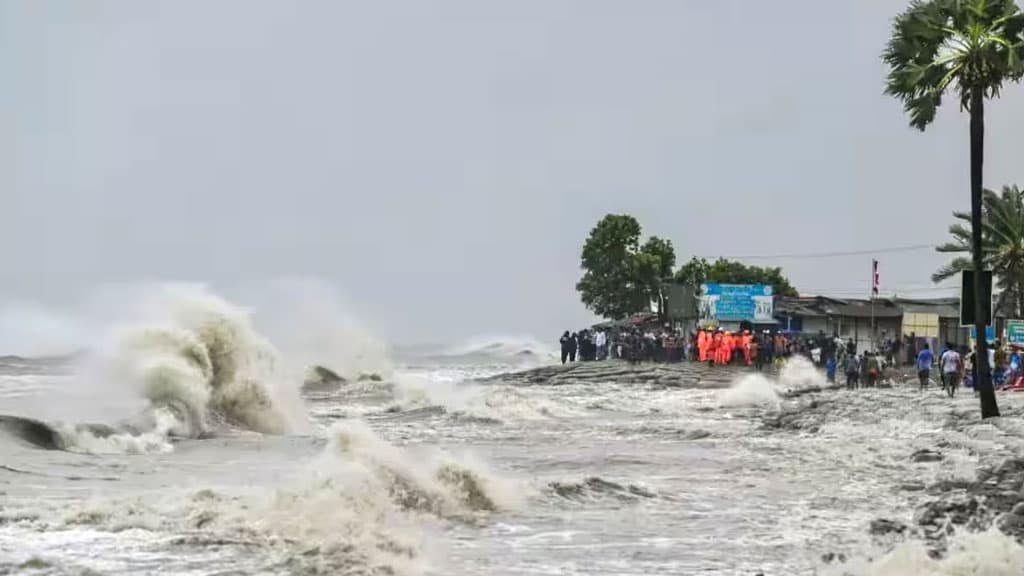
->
xmin=774 ymin=296 xmax=960 ymax=319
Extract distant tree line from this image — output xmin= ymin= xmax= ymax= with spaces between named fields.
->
xmin=576 ymin=213 xmax=798 ymax=321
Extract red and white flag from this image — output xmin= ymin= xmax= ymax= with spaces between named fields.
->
xmin=872 ymin=259 xmax=880 ymax=297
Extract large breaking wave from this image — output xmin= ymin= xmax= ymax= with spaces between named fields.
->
xmin=99 ymin=287 xmax=304 ymax=437
xmin=0 ymin=284 xmax=309 ymax=453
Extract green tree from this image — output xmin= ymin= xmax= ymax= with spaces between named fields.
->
xmin=883 ymin=0 xmax=1024 ymax=418
xmin=934 ymin=185 xmax=1024 ymax=318
xmin=576 ymin=215 xmax=676 ymax=320
xmin=638 ymin=237 xmax=677 ymax=317
xmin=674 ymin=257 xmax=799 ymax=297
xmin=674 ymin=256 xmax=710 ymax=288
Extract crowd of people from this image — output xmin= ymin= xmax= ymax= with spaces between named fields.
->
xmin=558 ymin=326 xmax=843 ymax=370
xmin=912 ymin=339 xmax=1024 ymax=393
xmin=558 ymin=325 xmax=1024 ymax=396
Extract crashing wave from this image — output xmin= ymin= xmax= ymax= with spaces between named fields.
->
xmin=42 ymin=420 xmax=515 ymax=575
xmin=94 ymin=287 xmax=304 ymax=440
xmin=547 ymin=477 xmax=659 ymax=502
xmin=0 ymin=285 xmax=308 ymax=454
xmin=435 ymin=335 xmax=558 ymax=363
xmin=327 ymin=420 xmax=510 ymax=515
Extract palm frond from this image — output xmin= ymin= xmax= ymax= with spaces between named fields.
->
xmin=932 ymin=257 xmax=973 ymax=282
xmin=884 ymin=0 xmax=1024 ymax=128
xmin=936 ymin=242 xmax=970 ymax=253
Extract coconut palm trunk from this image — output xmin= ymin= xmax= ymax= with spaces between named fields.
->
xmin=970 ymin=90 xmax=999 ymax=418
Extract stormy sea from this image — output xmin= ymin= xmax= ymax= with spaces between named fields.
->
xmin=3 ymin=285 xmax=1024 ymax=575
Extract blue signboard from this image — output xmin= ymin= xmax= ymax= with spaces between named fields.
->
xmin=969 ymin=325 xmax=995 ymax=341
xmin=699 ymin=284 xmax=774 ymax=322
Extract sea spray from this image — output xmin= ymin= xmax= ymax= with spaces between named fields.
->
xmin=777 ymin=355 xmax=828 ymax=392
xmin=719 ymin=357 xmax=826 ymax=409
xmin=241 ymin=278 xmax=395 ymax=382
xmin=719 ymin=373 xmax=783 ymax=409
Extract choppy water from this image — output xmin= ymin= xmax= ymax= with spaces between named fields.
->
xmin=3 ymin=293 xmax=1024 ymax=575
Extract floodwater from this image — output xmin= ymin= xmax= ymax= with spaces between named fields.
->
xmin=3 ymin=323 xmax=1024 ymax=575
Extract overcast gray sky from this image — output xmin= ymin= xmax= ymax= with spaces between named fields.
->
xmin=4 ymin=0 xmax=1024 ymax=348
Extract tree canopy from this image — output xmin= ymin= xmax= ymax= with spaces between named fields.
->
xmin=577 ymin=215 xmax=800 ymax=319
xmin=674 ymin=257 xmax=799 ymax=297
xmin=576 ymin=215 xmax=676 ymax=320
xmin=883 ymin=0 xmax=1024 ymax=130
xmin=934 ymin=184 xmax=1024 ymax=317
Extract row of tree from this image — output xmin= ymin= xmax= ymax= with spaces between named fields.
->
xmin=576 ymin=214 xmax=798 ymax=321
xmin=886 ymin=0 xmax=1024 ymax=418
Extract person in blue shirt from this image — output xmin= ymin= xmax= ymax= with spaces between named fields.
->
xmin=917 ymin=342 xmax=934 ymax=390
xmin=826 ymin=355 xmax=837 ymax=383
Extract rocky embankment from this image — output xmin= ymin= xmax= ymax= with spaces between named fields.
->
xmin=480 ymin=361 xmax=750 ymax=388
xmin=864 ymin=399 xmax=1024 ymax=557
xmin=863 ymin=457 xmax=1024 ymax=558
xmin=482 ymin=360 xmax=839 ymax=397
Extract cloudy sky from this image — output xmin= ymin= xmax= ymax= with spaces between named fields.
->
xmin=4 ymin=0 xmax=1024 ymax=349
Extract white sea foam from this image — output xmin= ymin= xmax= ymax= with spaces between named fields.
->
xmin=55 ymin=407 xmax=179 ymax=455
xmin=389 ymin=371 xmax=579 ymax=421
xmin=48 ymin=420 xmax=513 ymax=575
xmin=828 ymin=529 xmax=1024 ymax=575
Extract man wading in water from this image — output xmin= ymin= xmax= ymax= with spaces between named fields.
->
xmin=940 ymin=345 xmax=963 ymax=397
xmin=917 ymin=342 xmax=934 ymax=390
xmin=845 ymin=353 xmax=860 ymax=389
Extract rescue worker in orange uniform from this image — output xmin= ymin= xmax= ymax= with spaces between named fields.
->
xmin=711 ymin=330 xmax=722 ymax=365
xmin=719 ymin=332 xmax=732 ymax=365
xmin=742 ymin=331 xmax=753 ymax=365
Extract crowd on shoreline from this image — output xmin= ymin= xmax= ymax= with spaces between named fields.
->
xmin=558 ymin=326 xmax=1024 ymax=393
xmin=558 ymin=327 xmax=840 ymax=369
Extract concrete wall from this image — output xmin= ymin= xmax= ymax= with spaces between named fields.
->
xmin=780 ymin=310 xmax=964 ymax=354
xmin=800 ymin=317 xmax=829 ymax=334
xmin=832 ymin=316 xmax=901 ymax=354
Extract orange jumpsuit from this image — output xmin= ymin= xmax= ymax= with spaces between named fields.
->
xmin=742 ymin=333 xmax=752 ymax=365
xmin=719 ymin=333 xmax=732 ymax=365
xmin=698 ymin=331 xmax=708 ymax=362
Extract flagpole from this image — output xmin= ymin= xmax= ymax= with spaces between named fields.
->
xmin=871 ymin=295 xmax=876 ymax=351
xmin=871 ymin=259 xmax=877 ymax=351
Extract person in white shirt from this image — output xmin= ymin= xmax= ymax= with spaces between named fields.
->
xmin=595 ymin=330 xmax=607 ymax=360
xmin=940 ymin=346 xmax=963 ymax=394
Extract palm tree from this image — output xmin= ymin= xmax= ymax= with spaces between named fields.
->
xmin=884 ymin=0 xmax=1024 ymax=419
xmin=934 ymin=185 xmax=1024 ymax=319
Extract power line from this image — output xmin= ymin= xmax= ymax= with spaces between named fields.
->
xmin=709 ymin=244 xmax=936 ymax=261
xmin=798 ymin=280 xmax=958 ymax=293
xmin=817 ymin=288 xmax=958 ymax=296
